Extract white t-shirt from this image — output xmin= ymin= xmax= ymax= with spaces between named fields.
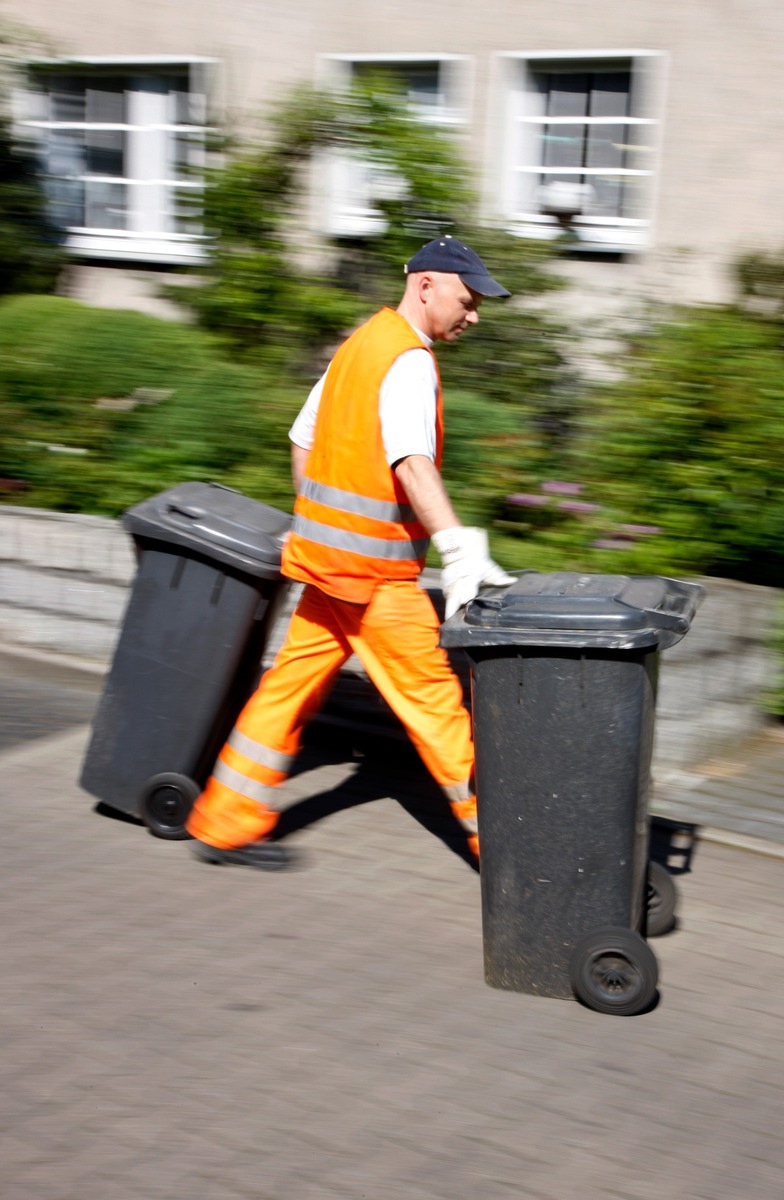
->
xmin=289 ymin=328 xmax=437 ymax=466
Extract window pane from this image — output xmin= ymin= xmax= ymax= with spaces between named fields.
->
xmin=618 ymin=174 xmax=648 ymax=219
xmin=352 ymin=60 xmax=443 ymax=113
xmin=85 ymin=128 xmax=125 ymax=177
xmin=85 ymin=84 xmax=126 ymax=124
xmin=545 ymin=73 xmax=589 ymax=118
xmin=85 ymin=180 xmax=126 ymax=229
xmin=584 ymin=174 xmax=623 ymax=218
xmin=398 ymin=63 xmax=441 ymax=108
xmin=47 ymin=177 xmax=84 ymax=228
xmin=49 ymin=78 xmax=85 ymax=123
xmin=173 ymin=88 xmax=195 ymax=125
xmin=171 ymin=131 xmax=203 ymax=181
xmin=169 ymin=185 xmax=201 ymax=234
xmin=589 ymin=72 xmax=630 ymax=118
xmin=585 ymin=122 xmax=627 ymax=171
xmin=48 ymin=128 xmax=85 ymax=177
xmin=541 ymin=123 xmax=584 ymax=170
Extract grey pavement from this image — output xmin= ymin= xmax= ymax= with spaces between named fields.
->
xmin=2 ymin=672 xmax=784 ymax=1198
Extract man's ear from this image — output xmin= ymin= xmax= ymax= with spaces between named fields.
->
xmin=419 ymin=272 xmax=434 ymax=302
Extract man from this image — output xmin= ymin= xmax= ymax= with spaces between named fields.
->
xmin=186 ymin=235 xmax=514 ymax=868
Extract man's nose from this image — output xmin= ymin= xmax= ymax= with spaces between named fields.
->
xmin=467 ymin=310 xmax=479 ymax=326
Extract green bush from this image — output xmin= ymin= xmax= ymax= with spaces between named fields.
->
xmin=497 ymin=306 xmax=784 ymax=582
xmin=0 ymin=295 xmax=544 ymax=532
xmin=0 ymin=117 xmax=65 ymax=296
xmin=0 ymin=295 xmax=303 ymax=515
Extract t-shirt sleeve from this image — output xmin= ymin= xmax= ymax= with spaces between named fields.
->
xmin=379 ymin=348 xmax=438 ymax=466
xmin=289 ymin=372 xmax=326 ymax=450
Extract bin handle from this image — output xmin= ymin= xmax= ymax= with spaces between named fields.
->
xmin=166 ymin=501 xmax=206 ymax=520
xmin=644 ymin=579 xmax=705 ymax=631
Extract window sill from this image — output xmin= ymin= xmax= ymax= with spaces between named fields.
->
xmin=65 ymin=231 xmax=208 ymax=266
xmin=507 ymin=219 xmax=651 ymax=254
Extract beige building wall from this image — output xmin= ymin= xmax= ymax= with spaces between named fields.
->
xmin=4 ymin=0 xmax=784 ymax=316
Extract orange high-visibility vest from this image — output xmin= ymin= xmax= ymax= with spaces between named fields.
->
xmin=283 ymin=307 xmax=444 ymax=604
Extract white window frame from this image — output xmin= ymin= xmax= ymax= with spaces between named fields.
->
xmin=314 ymin=53 xmax=473 ymax=238
xmin=489 ymin=50 xmax=666 ymax=252
xmin=20 ymin=56 xmax=215 ymax=265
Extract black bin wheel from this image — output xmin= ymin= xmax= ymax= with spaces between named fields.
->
xmin=647 ymin=860 xmax=678 ymax=937
xmin=139 ymin=773 xmax=200 ymax=840
xmin=569 ymin=927 xmax=659 ymax=1016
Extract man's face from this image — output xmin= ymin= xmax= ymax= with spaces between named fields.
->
xmin=423 ymin=273 xmax=482 ymax=343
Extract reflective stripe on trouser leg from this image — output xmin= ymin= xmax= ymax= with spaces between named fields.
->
xmin=324 ymin=579 xmax=474 ymax=793
xmin=443 ymin=783 xmax=478 ymax=834
xmin=185 ymin=586 xmax=353 ymax=848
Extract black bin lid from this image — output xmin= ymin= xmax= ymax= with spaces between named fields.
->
xmin=122 ymin=482 xmax=292 ymax=579
xmin=440 ymin=571 xmax=704 ymax=651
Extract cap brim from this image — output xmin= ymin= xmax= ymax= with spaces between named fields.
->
xmin=459 ymin=273 xmax=511 ymax=299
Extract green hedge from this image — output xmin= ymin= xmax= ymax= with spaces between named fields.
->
xmin=2 ymin=295 xmax=784 ymax=592
xmin=495 ymin=306 xmax=784 ymax=585
xmin=0 ymin=294 xmax=303 ymax=516
xmin=0 ymin=295 xmax=526 ymax=530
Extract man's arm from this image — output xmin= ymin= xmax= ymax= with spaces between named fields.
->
xmin=393 ymin=454 xmax=460 ymax=534
xmin=291 ymin=442 xmax=310 ymax=495
xmin=395 ymin=454 xmax=514 ymax=620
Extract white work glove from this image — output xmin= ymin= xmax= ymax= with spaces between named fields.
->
xmin=432 ymin=527 xmax=516 ymax=621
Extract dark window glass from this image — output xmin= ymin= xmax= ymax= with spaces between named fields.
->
xmin=589 ymin=72 xmax=630 ymax=118
xmin=49 ymin=78 xmax=86 ymax=122
xmin=545 ymin=72 xmax=589 ymax=118
xmin=85 ymin=128 xmax=125 ymax=177
xmin=353 ymin=61 xmax=441 ymax=108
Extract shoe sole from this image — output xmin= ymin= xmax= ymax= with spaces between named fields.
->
xmin=192 ymin=842 xmax=290 ymax=870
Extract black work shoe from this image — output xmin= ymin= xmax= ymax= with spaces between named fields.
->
xmin=192 ymin=839 xmax=291 ymax=870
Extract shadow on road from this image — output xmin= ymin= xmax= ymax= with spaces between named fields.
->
xmin=277 ymin=727 xmax=479 ymax=870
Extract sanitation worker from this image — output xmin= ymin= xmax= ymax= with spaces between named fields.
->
xmin=186 ymin=235 xmax=514 ymax=868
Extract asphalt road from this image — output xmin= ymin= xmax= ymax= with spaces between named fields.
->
xmin=0 ymin=650 xmax=102 ymax=754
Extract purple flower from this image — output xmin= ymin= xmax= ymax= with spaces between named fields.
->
xmin=542 ymin=481 xmax=582 ymax=496
xmin=592 ymin=538 xmax=629 ymax=550
xmin=556 ymin=500 xmax=600 ymax=515
xmin=507 ymin=493 xmax=549 ymax=507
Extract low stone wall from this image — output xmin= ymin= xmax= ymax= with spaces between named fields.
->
xmin=0 ymin=507 xmax=135 ymax=664
xmin=0 ymin=504 xmax=779 ymax=778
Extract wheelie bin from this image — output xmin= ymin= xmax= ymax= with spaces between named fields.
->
xmin=80 ymin=482 xmax=291 ymax=839
xmin=440 ymin=571 xmax=703 ymax=1016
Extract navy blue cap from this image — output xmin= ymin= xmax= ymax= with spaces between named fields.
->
xmin=404 ymin=235 xmax=510 ymax=298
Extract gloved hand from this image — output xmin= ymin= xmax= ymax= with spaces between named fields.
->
xmin=432 ymin=527 xmax=515 ymax=620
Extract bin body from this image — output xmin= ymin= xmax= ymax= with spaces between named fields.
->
xmin=441 ymin=571 xmax=703 ymax=999
xmin=80 ymin=482 xmax=291 ymax=820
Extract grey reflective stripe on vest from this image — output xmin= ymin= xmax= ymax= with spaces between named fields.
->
xmin=213 ymin=760 xmax=282 ymax=809
xmin=227 ymin=729 xmax=294 ymax=774
xmin=301 ymin=476 xmax=416 ymax=524
xmin=292 ymin=514 xmax=429 ymax=562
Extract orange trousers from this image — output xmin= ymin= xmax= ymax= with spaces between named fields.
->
xmin=186 ymin=579 xmax=477 ymax=851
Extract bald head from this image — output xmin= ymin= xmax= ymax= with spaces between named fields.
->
xmin=398 ymin=270 xmax=481 ymax=344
